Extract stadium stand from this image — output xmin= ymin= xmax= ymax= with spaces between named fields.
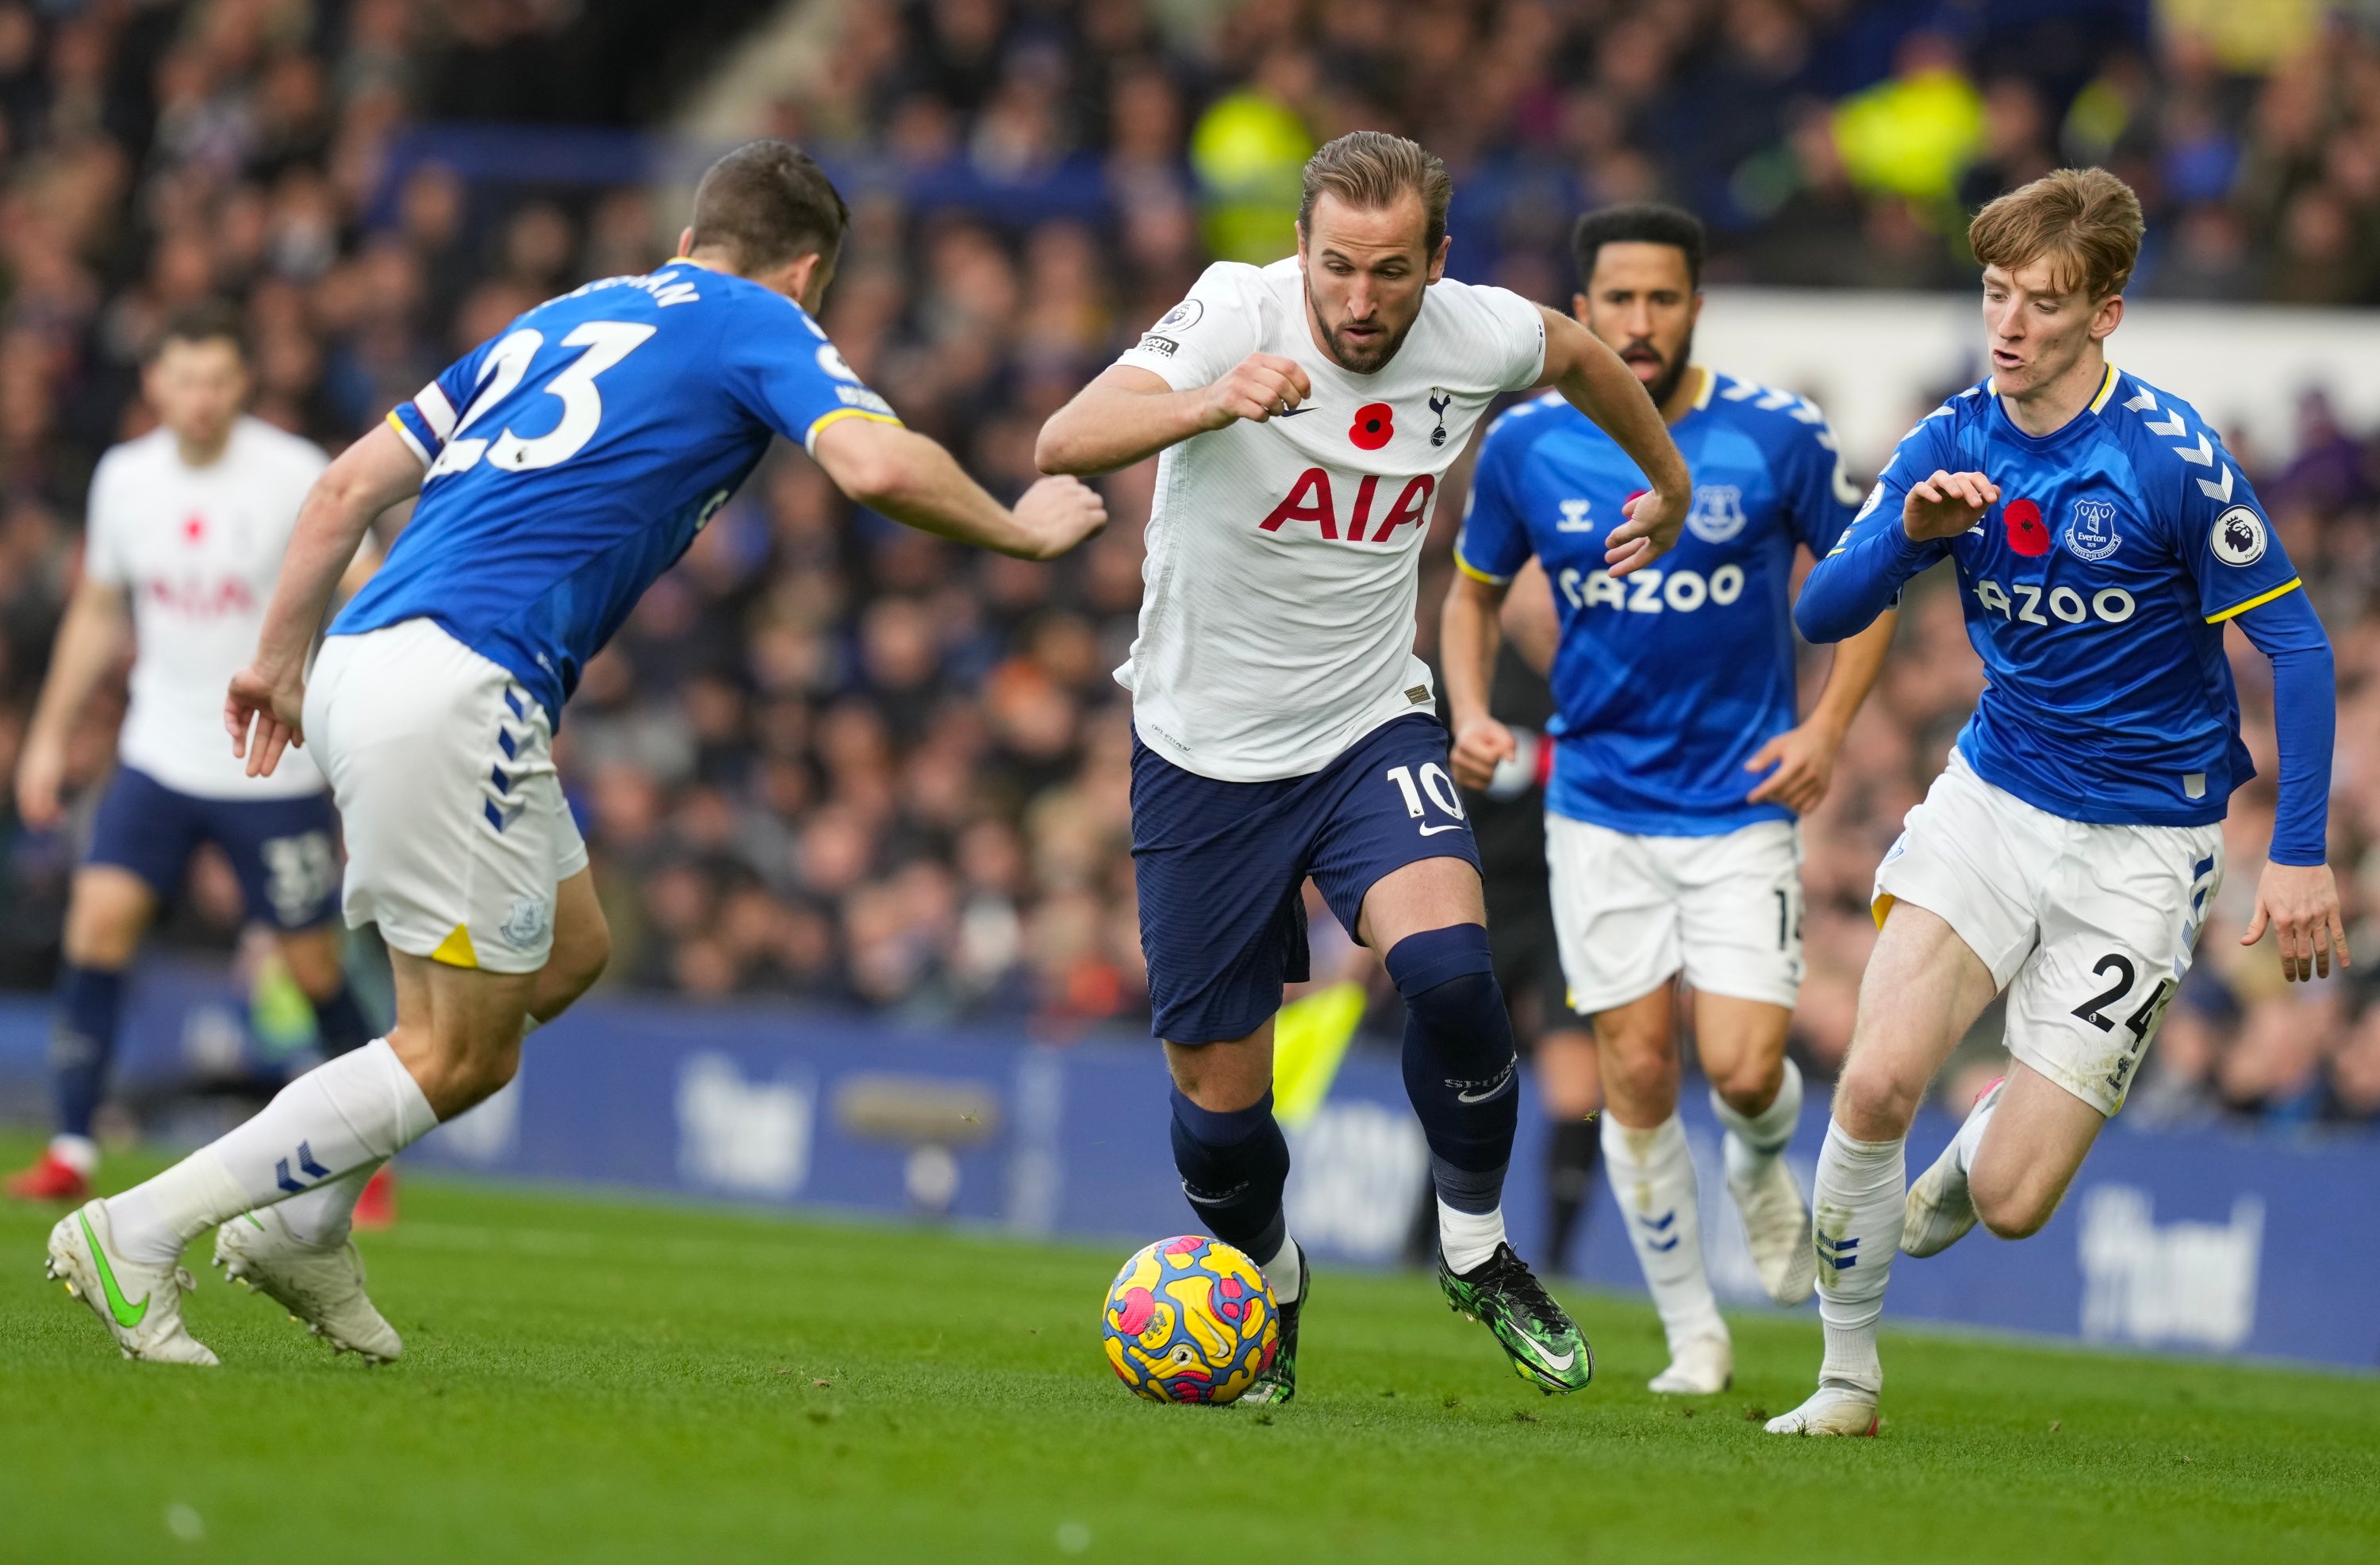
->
xmin=0 ymin=0 xmax=2373 ymax=1128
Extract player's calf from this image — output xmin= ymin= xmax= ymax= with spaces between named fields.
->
xmin=1388 ymin=924 xmax=1520 ymax=1271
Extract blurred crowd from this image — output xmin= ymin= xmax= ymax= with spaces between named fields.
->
xmin=0 ymin=0 xmax=2373 ymax=1126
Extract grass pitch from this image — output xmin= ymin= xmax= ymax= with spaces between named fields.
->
xmin=2 ymin=1134 xmax=2373 ymax=1563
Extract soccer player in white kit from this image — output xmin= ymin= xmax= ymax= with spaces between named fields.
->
xmin=1773 ymin=170 xmax=2345 ymax=1435
xmin=5 ymin=304 xmax=378 ymax=1206
xmin=1038 ymin=132 xmax=1691 ymax=1401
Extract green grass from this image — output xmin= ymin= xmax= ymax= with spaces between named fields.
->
xmin=2 ymin=1134 xmax=2374 ymax=1563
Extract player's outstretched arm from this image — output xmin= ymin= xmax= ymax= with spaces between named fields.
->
xmin=1534 ymin=309 xmax=1691 ymax=578
xmin=1441 ymin=569 xmax=1515 ymax=792
xmin=1035 ymin=359 xmax=1312 ymax=477
xmin=1796 ymin=470 xmax=1992 ymax=643
xmin=228 ymin=420 xmax=424 ymax=777
xmin=812 ymin=416 xmax=1107 ymax=561
xmin=17 ymin=577 xmax=129 ymax=829
xmin=2232 ymin=587 xmax=2351 ymax=982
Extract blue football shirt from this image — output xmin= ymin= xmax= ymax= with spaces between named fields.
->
xmin=336 ymin=263 xmax=898 ymax=720
xmin=1453 ymin=368 xmax=1864 ymax=836
xmin=1825 ymin=364 xmax=2301 ymax=827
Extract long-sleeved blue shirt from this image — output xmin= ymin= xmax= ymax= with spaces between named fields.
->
xmin=1798 ymin=366 xmax=2332 ymax=864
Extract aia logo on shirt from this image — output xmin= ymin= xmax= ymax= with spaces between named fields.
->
xmin=2003 ymin=498 xmax=2050 ymax=556
xmin=144 ymin=576 xmax=256 ymax=617
xmin=1259 ymin=467 xmax=1435 ymax=543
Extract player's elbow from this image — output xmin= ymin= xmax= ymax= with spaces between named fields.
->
xmin=1034 ymin=412 xmax=1097 ymax=477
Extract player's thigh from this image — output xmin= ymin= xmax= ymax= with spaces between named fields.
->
xmin=1591 ymin=984 xmax=1680 ymax=1126
xmin=1672 ymin=819 xmax=1803 ymax=1014
xmin=1836 ymin=899 xmax=2001 ymax=1140
xmin=1130 ymin=735 xmax=1313 ymax=1048
xmin=71 ymin=767 xmax=194 ymax=964
xmin=533 ymin=865 xmax=610 ymax=1021
xmin=1544 ymin=814 xmax=1679 ymax=1018
xmin=1966 ymin=1061 xmax=2106 ymax=1238
xmin=307 ymin=620 xmax=572 ymax=978
xmin=1303 ymin=715 xmax=1484 ymax=949
xmin=205 ymin=788 xmax=343 ymax=942
xmin=2002 ymin=821 xmax=2223 ymax=1119
xmin=384 ymin=946 xmax=540 ymax=1118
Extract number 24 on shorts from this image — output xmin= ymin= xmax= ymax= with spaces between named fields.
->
xmin=2071 ymin=952 xmax=2175 ymax=1095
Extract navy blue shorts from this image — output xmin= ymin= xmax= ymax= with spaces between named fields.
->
xmin=1132 ymin=714 xmax=1483 ymax=1043
xmin=86 ymin=766 xmax=341 ymax=930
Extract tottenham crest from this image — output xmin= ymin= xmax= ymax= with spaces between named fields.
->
xmin=1686 ymin=484 xmax=1746 ymax=544
xmin=2211 ymin=505 xmax=2267 ymax=566
xmin=2064 ymin=497 xmax=2121 ymax=562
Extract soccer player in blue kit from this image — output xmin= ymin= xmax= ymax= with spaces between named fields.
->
xmin=45 ymin=141 xmax=1107 ymax=1366
xmin=1768 ymin=169 xmax=2347 ymax=1435
xmin=1443 ymin=205 xmax=1898 ymax=1396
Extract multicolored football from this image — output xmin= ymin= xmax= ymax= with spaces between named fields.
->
xmin=1101 ymin=1235 xmax=1277 ymax=1404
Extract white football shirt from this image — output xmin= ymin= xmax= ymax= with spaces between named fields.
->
xmin=1112 ymin=258 xmax=1548 ymax=781
xmin=84 ymin=416 xmax=329 ymax=799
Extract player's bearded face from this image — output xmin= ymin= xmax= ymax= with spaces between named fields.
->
xmin=1298 ymin=192 xmax=1447 ymax=374
xmin=144 ymin=339 xmax=248 ymax=451
xmin=1578 ymin=242 xmax=1700 ymax=412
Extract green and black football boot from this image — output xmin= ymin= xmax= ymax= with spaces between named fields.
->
xmin=1240 ymin=1242 xmax=1306 ymax=1407
xmin=1438 ymin=1241 xmax=1592 ymax=1394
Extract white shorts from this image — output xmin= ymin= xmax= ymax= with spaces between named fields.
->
xmin=305 ymin=619 xmax=587 ymax=975
xmin=1545 ymin=815 xmax=1804 ymax=1015
xmin=1875 ymin=751 xmax=2223 ymax=1116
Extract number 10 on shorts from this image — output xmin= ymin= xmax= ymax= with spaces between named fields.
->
xmin=1385 ymin=764 xmax=1465 ymax=834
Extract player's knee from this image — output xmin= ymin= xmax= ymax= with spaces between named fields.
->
xmin=1833 ymin=1056 xmax=1918 ymax=1141
xmin=1602 ymin=1044 xmax=1677 ymax=1114
xmin=1712 ymin=1054 xmax=1783 ymax=1119
xmin=1386 ymin=924 xmax=1511 ymax=1068
xmin=1971 ymin=1168 xmax=2060 ymax=1239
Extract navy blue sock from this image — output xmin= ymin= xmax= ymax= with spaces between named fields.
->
xmin=1169 ymin=1086 xmax=1292 ymax=1268
xmin=311 ymin=980 xmax=374 ymax=1057
xmin=52 ymin=965 xmax=126 ymax=1141
xmin=1388 ymin=925 xmax=1518 ymax=1216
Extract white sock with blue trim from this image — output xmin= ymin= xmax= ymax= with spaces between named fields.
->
xmin=1600 ymin=1112 xmax=1726 ymax=1354
xmin=1811 ymin=1118 xmax=1906 ymax=1394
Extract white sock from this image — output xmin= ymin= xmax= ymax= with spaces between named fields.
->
xmin=1257 ymin=1232 xmax=1303 ymax=1306
xmin=1599 ymin=1113 xmax=1726 ymax=1353
xmin=276 ymin=1159 xmax=383 ymax=1247
xmin=1811 ymin=1118 xmax=1906 ymax=1394
xmin=48 ymin=1133 xmax=98 ymax=1176
xmin=1713 ymin=1057 xmax=1803 ymax=1184
xmin=1438 ymin=1202 xmax=1508 ymax=1275
xmin=107 ymin=1040 xmax=437 ymax=1265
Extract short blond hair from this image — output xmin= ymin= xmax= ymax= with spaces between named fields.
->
xmin=1299 ymin=132 xmax=1453 ymax=254
xmin=1968 ymin=167 xmax=2144 ymax=300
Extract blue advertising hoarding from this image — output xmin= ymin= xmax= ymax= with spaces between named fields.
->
xmin=2 ymin=976 xmax=2372 ymax=1371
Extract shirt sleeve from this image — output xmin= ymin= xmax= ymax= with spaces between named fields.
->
xmin=386 ymin=333 xmax=502 ymax=467
xmin=716 ymin=293 xmax=903 ymax=455
xmin=1795 ymin=411 xmax=1954 ymax=642
xmin=1452 ymin=414 xmax=1537 ymax=585
xmin=1112 ymin=263 xmax=1261 ymax=391
xmin=1476 ymin=284 xmax=1549 ymax=393
xmin=2166 ymin=428 xmax=2301 ymax=625
xmin=1779 ymin=397 xmax=1866 ymax=556
xmin=81 ymin=452 xmax=128 ymax=586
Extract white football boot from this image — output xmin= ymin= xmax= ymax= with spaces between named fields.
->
xmin=1902 ymin=1077 xmax=2004 ymax=1258
xmin=1647 ymin=1332 xmax=1733 ymax=1395
xmin=45 ymin=1200 xmax=217 ymax=1366
xmin=214 ymin=1206 xmax=402 ymax=1364
xmin=1764 ymin=1383 xmax=1879 ymax=1437
xmin=1727 ymin=1143 xmax=1818 ymax=1306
